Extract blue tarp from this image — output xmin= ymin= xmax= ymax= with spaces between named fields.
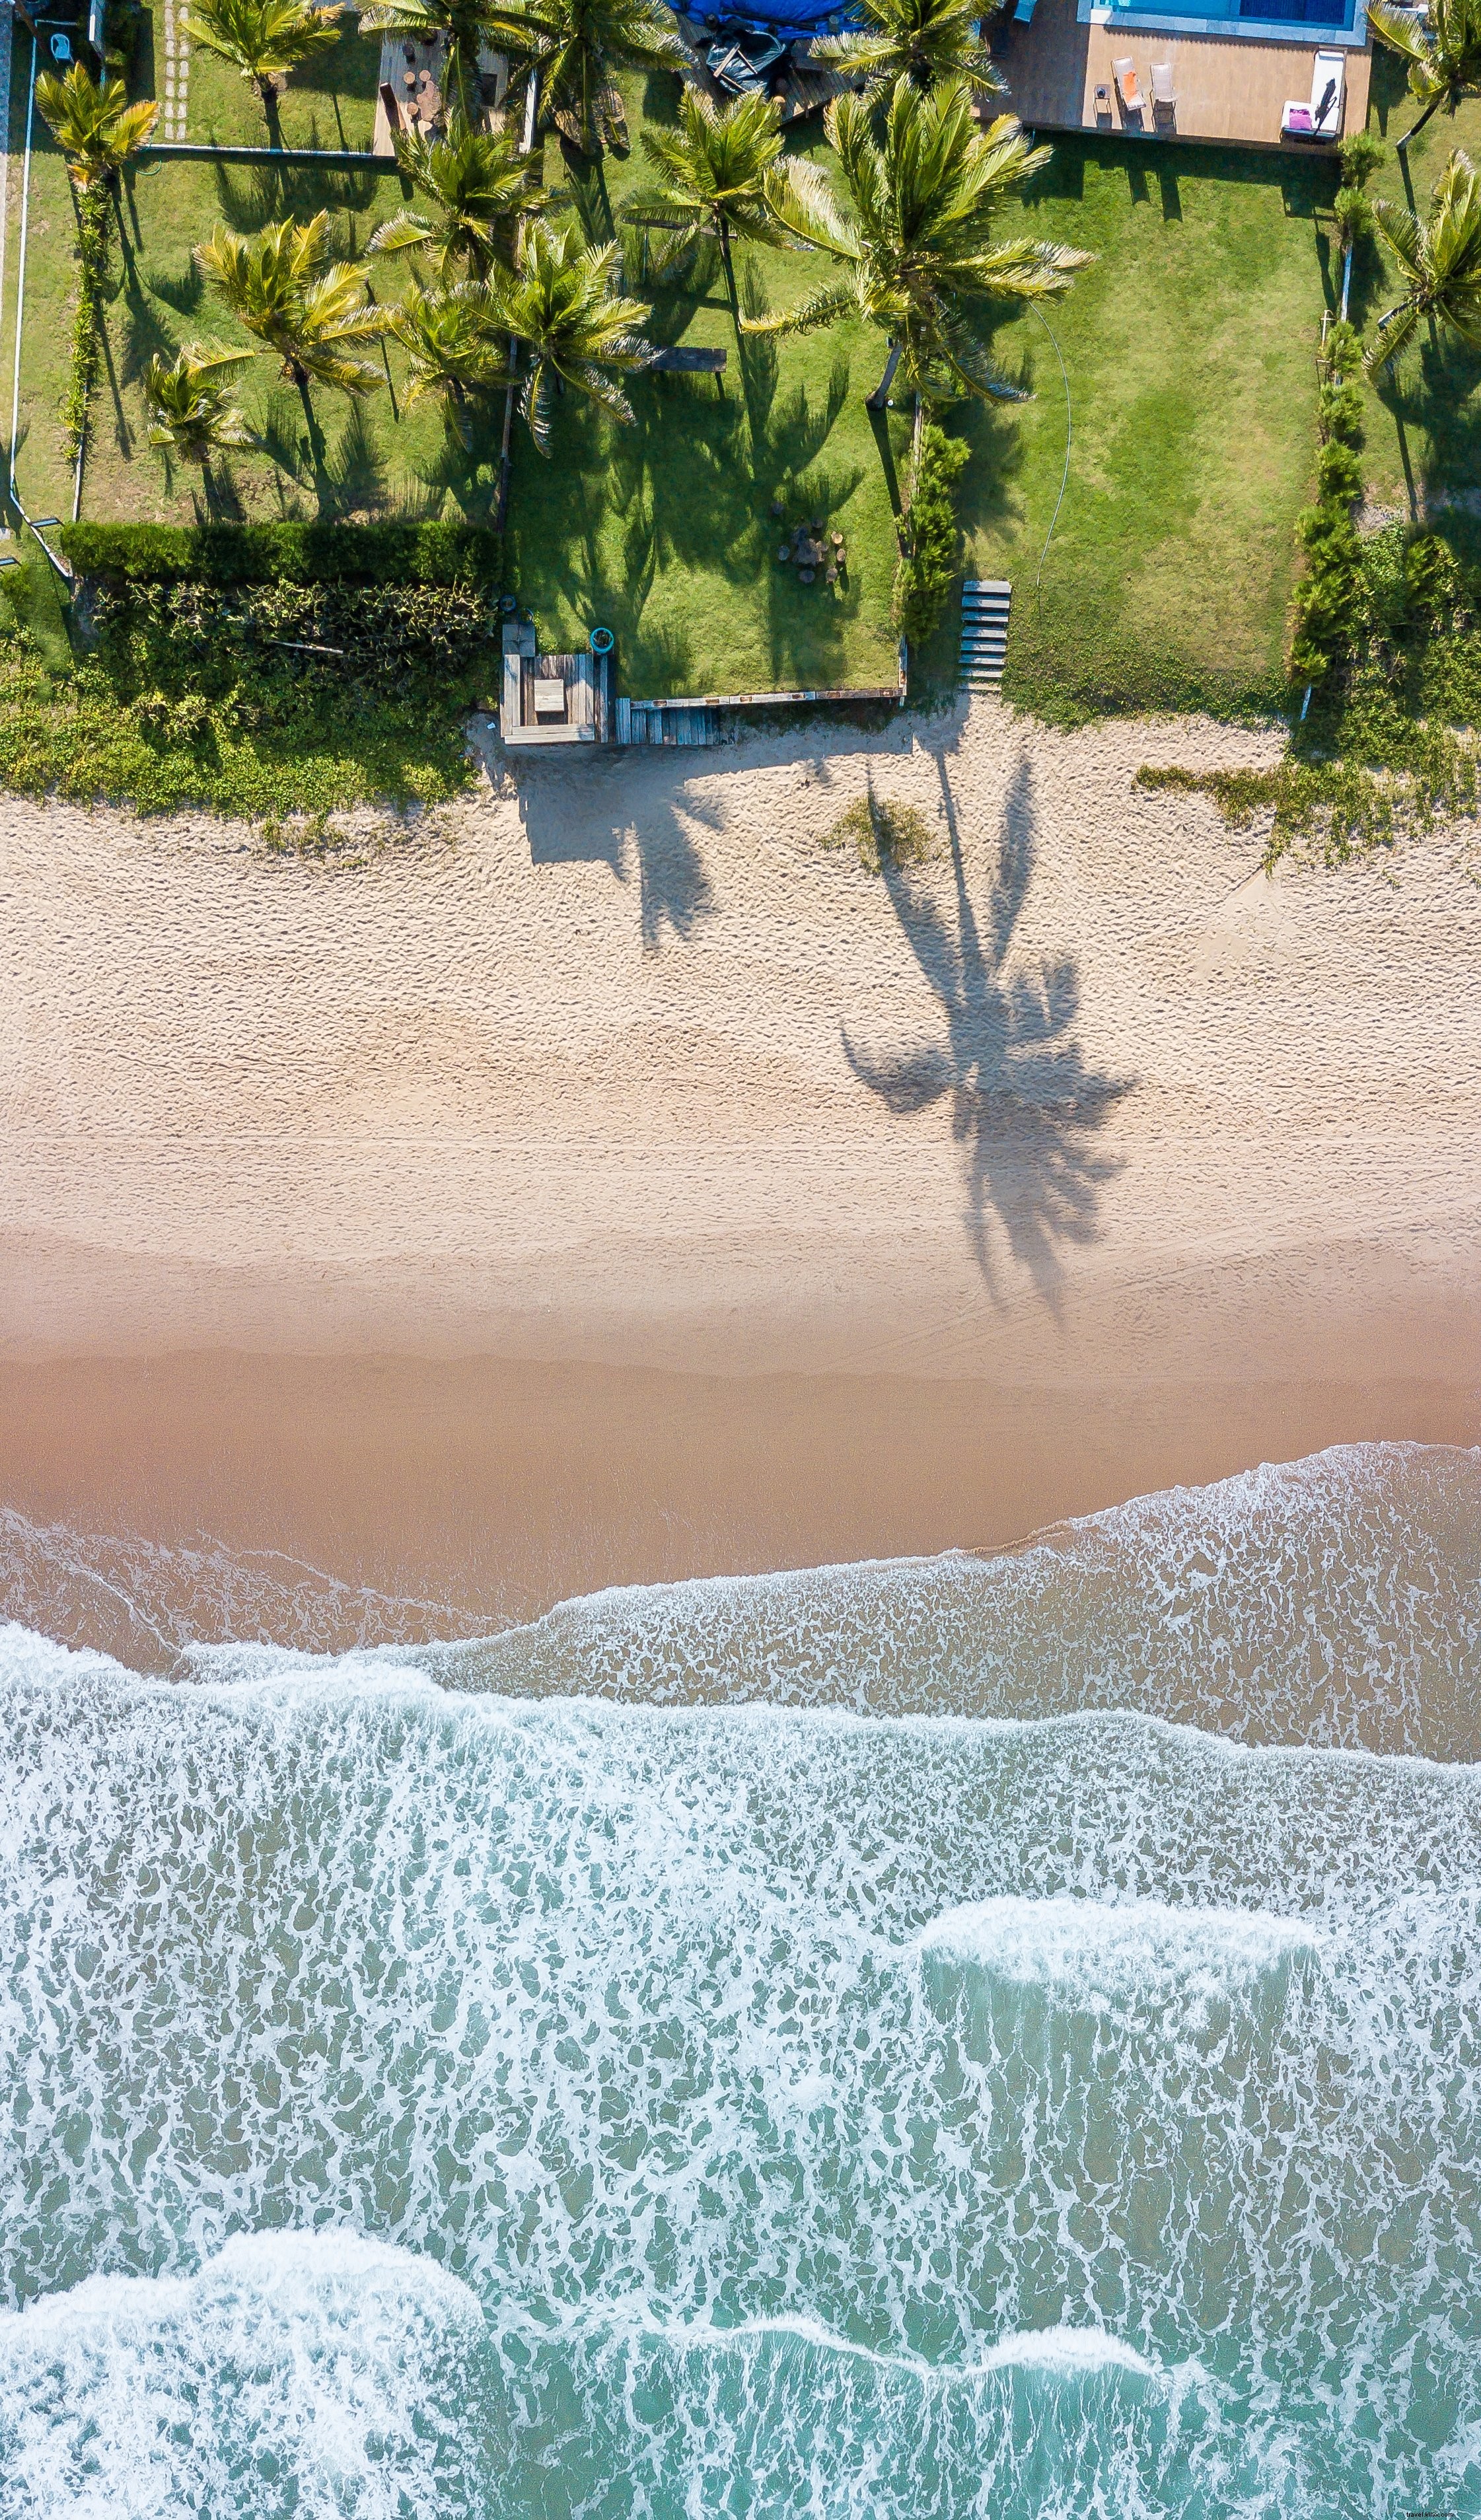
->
xmin=694 ymin=0 xmax=860 ymax=36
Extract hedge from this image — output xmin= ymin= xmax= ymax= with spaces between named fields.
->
xmin=55 ymin=519 xmax=505 ymax=588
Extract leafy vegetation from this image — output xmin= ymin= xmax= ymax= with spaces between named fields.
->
xmin=1368 ymin=0 xmax=1481 ymax=152
xmin=823 ymin=785 xmax=937 ymax=869
xmin=892 ymin=420 xmax=966 ymax=644
xmin=57 ymin=517 xmax=504 ymax=581
xmin=1290 ymin=316 xmax=1365 ymax=682
xmin=752 ymin=78 xmax=1088 ymax=407
xmin=481 ymin=0 xmax=694 ymax=153
xmin=1369 ymin=147 xmax=1481 ymax=372
xmin=180 ymin=0 xmax=346 ymax=137
xmin=813 ymin=0 xmax=1003 ymax=102
xmin=0 ymin=561 xmax=480 ymax=818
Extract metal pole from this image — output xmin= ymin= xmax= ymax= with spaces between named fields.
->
xmin=8 ymin=16 xmax=38 ymax=520
xmin=494 ymin=63 xmax=538 ymax=534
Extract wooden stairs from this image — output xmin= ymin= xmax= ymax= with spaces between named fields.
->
xmin=960 ymin=579 xmax=1011 ymax=688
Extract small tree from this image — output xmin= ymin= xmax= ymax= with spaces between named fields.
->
xmin=1368 ymin=147 xmax=1481 ymax=372
xmin=384 ymin=281 xmax=511 ymax=442
xmin=750 ymin=78 xmax=1089 ymax=408
xmin=35 ymin=59 xmax=158 ymax=187
xmin=478 ymin=0 xmax=692 ymax=155
xmin=813 ymin=0 xmax=1004 ymax=102
xmin=484 ymin=218 xmax=650 ymax=449
xmin=180 ymin=0 xmax=344 ymax=136
xmin=143 ymin=343 xmax=260 ymax=459
xmin=1367 ymin=0 xmax=1481 ymax=151
xmin=369 ymin=116 xmax=548 ymax=282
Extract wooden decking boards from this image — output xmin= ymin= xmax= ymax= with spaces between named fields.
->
xmin=996 ymin=0 xmax=1369 ymax=149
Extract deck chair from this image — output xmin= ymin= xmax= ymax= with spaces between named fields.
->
xmin=1113 ymin=57 xmax=1145 ymax=120
xmin=1310 ymin=49 xmax=1345 ymax=137
xmin=1151 ymin=61 xmax=1176 ymax=125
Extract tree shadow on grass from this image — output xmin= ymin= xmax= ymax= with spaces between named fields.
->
xmin=840 ymin=751 xmax=1134 ymax=1306
xmin=211 ymin=159 xmax=381 ymax=233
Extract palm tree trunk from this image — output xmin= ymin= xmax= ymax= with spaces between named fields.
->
xmin=1397 ymin=88 xmax=1445 ymax=151
xmin=867 ymin=341 xmax=902 ymax=409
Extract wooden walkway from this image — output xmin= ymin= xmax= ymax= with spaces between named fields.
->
xmin=997 ymin=0 xmax=1369 ymax=149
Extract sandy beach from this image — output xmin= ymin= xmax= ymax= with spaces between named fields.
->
xmin=2 ymin=692 xmax=1478 ymax=1638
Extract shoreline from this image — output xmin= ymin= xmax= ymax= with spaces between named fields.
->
xmin=3 ymin=694 xmax=1479 ymax=1643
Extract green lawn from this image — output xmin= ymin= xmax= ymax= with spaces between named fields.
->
xmin=6 ymin=12 xmax=1477 ymax=731
xmin=918 ymin=137 xmax=1342 ymax=719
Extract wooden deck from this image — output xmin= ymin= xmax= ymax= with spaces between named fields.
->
xmin=997 ymin=0 xmax=1369 ymax=149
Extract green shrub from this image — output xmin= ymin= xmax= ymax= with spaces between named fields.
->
xmin=1323 ymin=318 xmax=1363 ymax=378
xmin=1289 ymin=323 xmax=1369 ymax=680
xmin=891 ymin=425 xmax=969 ymax=649
xmin=1337 ymin=129 xmax=1385 ymax=187
xmin=1404 ymin=532 xmax=1464 ymax=622
xmin=1316 ymin=439 xmax=1364 ymax=502
xmin=57 ymin=518 xmax=505 ymax=587
xmin=89 ymin=578 xmax=497 ymax=696
xmin=823 ymin=789 xmax=937 ymax=871
xmin=64 ymin=188 xmax=109 ymax=462
xmin=1318 ymin=379 xmax=1365 ymax=445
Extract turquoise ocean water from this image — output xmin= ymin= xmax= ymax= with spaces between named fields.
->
xmin=0 ymin=1441 xmax=1476 ymax=2517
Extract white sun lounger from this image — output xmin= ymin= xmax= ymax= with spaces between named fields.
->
xmin=1283 ymin=47 xmax=1345 ymax=141
xmin=1151 ymin=61 xmax=1176 ymax=122
xmin=1113 ymin=57 xmax=1145 ymax=117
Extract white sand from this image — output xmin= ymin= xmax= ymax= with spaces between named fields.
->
xmin=3 ymin=694 xmax=1479 ymax=1390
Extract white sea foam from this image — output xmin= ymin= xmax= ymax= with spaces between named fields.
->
xmin=916 ymin=1894 xmax=1317 ymax=1991
xmin=0 ymin=1442 xmax=1477 ymax=2515
xmin=0 ymin=2232 xmax=488 ymax=2520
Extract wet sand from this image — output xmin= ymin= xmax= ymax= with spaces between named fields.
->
xmin=2 ymin=693 xmax=1479 ymax=1651
xmin=0 ymin=1346 xmax=1476 ymax=1663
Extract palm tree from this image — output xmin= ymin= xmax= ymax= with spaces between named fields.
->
xmin=369 ymin=114 xmax=548 ymax=281
xmin=1368 ymin=147 xmax=1481 ymax=371
xmin=199 ymin=213 xmax=388 ymax=388
xmin=180 ymin=0 xmax=344 ymax=137
xmin=143 ymin=342 xmax=259 ymax=459
xmin=477 ymin=0 xmax=692 ymax=155
xmin=812 ymin=0 xmax=1004 ymax=101
xmin=34 ymin=59 xmax=158 ymax=188
xmin=1369 ymin=0 xmax=1481 ymax=151
xmin=749 ymin=76 xmax=1089 ymax=407
xmin=384 ymin=280 xmax=511 ymax=440
xmin=484 ymin=217 xmax=649 ymax=448
xmin=624 ymin=86 xmax=795 ymax=308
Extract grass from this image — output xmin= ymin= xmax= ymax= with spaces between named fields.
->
xmin=909 ymin=137 xmax=1343 ymax=723
xmin=0 ymin=34 xmax=907 ymax=701
xmin=5 ymin=9 xmax=1480 ymax=814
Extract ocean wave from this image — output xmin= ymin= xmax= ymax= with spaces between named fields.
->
xmin=410 ymin=1441 xmax=1481 ymax=1758
xmin=3 ymin=1443 xmax=1479 ymax=1756
xmin=0 ymin=2231 xmax=489 ymax=2520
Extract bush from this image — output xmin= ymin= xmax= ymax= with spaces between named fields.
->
xmin=64 ymin=189 xmax=109 ymax=462
xmin=57 ymin=518 xmax=505 ymax=588
xmin=891 ymin=424 xmax=969 ymax=649
xmin=1316 ymin=439 xmax=1364 ymax=502
xmin=90 ymin=578 xmax=497 ymax=696
xmin=1338 ymin=129 xmax=1385 ymax=187
xmin=1289 ymin=323 xmax=1368 ymax=680
xmin=1318 ymin=379 xmax=1365 ymax=445
xmin=823 ymin=789 xmax=937 ymax=871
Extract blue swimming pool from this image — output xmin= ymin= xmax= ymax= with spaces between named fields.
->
xmin=1088 ymin=0 xmax=1361 ymax=37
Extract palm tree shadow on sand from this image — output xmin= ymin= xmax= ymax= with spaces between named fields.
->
xmin=842 ymin=753 xmax=1135 ymax=1309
